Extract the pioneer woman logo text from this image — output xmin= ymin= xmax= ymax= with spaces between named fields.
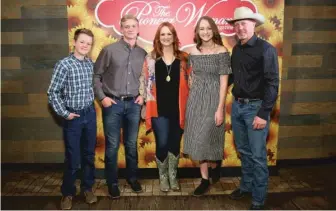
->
xmin=95 ymin=0 xmax=258 ymax=46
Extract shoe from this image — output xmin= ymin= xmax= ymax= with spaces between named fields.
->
xmin=211 ymin=160 xmax=222 ymax=184
xmin=83 ymin=190 xmax=97 ymax=204
xmin=229 ymin=188 xmax=250 ymax=200
xmin=128 ymin=180 xmax=143 ymax=193
xmin=108 ymin=185 xmax=120 ymax=199
xmin=168 ymin=152 xmax=180 ymax=191
xmin=156 ymin=156 xmax=170 ymax=192
xmin=250 ymin=204 xmax=264 ymax=210
xmin=193 ymin=178 xmax=210 ymax=196
xmin=60 ymin=196 xmax=73 ymax=210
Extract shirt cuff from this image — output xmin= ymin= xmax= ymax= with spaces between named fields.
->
xmin=257 ymin=108 xmax=270 ymax=121
xmin=62 ymin=110 xmax=71 ymax=119
xmin=96 ymin=90 xmax=106 ymax=101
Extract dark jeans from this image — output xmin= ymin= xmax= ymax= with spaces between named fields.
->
xmin=231 ymin=100 xmax=270 ymax=206
xmin=61 ymin=104 xmax=97 ymax=196
xmin=103 ymin=99 xmax=141 ymax=186
xmin=151 ymin=116 xmax=183 ymax=161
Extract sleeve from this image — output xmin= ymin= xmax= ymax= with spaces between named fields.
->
xmin=185 ymin=56 xmax=192 ymax=76
xmin=228 ymin=51 xmax=234 ymax=86
xmin=187 ymin=55 xmax=192 ymax=69
xmin=187 ymin=56 xmax=193 ymax=88
xmin=47 ymin=61 xmax=70 ymax=119
xmin=93 ymin=47 xmax=111 ymax=101
xmin=257 ymin=46 xmax=280 ymax=120
xmin=219 ymin=52 xmax=232 ymax=75
xmin=139 ymin=58 xmax=148 ymax=101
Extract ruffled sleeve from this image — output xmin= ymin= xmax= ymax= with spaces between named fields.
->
xmin=219 ymin=52 xmax=232 ymax=75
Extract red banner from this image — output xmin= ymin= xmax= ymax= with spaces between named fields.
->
xmin=95 ymin=0 xmax=258 ymax=47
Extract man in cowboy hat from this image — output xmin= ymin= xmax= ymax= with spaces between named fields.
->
xmin=226 ymin=6 xmax=279 ymax=210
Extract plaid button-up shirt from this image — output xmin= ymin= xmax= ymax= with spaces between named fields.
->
xmin=47 ymin=53 xmax=94 ymax=118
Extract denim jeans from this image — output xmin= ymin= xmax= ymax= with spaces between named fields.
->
xmin=103 ymin=99 xmax=141 ymax=186
xmin=61 ymin=104 xmax=97 ymax=196
xmin=151 ymin=116 xmax=183 ymax=161
xmin=231 ymin=100 xmax=270 ymax=206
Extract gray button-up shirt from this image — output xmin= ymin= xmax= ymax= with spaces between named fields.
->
xmin=93 ymin=39 xmax=147 ymax=100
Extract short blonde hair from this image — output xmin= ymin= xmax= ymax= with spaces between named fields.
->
xmin=120 ymin=14 xmax=139 ymax=27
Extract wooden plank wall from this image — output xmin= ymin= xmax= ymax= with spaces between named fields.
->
xmin=278 ymin=0 xmax=336 ymax=159
xmin=1 ymin=0 xmax=68 ymax=162
xmin=1 ymin=0 xmax=335 ymax=163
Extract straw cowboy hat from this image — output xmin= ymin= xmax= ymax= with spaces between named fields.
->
xmin=226 ymin=6 xmax=265 ymax=26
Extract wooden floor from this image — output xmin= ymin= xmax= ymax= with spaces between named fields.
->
xmin=2 ymin=163 xmax=336 ymax=209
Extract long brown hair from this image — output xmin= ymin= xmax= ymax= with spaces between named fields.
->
xmin=152 ymin=22 xmax=185 ymax=60
xmin=193 ymin=16 xmax=223 ymax=51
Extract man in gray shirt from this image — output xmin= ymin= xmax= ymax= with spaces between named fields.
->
xmin=93 ymin=14 xmax=147 ymax=199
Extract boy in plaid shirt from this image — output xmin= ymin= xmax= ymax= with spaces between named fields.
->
xmin=47 ymin=28 xmax=97 ymax=210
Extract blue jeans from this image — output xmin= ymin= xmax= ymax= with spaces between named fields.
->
xmin=151 ymin=116 xmax=183 ymax=161
xmin=103 ymin=99 xmax=141 ymax=186
xmin=231 ymin=100 xmax=270 ymax=206
xmin=61 ymin=104 xmax=97 ymax=196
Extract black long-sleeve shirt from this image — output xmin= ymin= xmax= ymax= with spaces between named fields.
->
xmin=230 ymin=34 xmax=279 ymax=120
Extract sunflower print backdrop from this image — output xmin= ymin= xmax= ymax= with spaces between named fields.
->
xmin=67 ymin=0 xmax=284 ymax=168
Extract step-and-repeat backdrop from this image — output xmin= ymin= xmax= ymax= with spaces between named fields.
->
xmin=67 ymin=0 xmax=284 ymax=168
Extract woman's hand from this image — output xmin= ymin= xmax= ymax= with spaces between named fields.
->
xmin=215 ymin=109 xmax=224 ymax=126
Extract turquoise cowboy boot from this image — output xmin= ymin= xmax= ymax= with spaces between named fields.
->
xmin=168 ymin=152 xmax=180 ymax=191
xmin=156 ymin=156 xmax=170 ymax=192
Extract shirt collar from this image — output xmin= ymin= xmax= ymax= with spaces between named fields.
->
xmin=70 ymin=52 xmax=90 ymax=62
xmin=238 ymin=34 xmax=258 ymax=47
xmin=120 ymin=37 xmax=139 ymax=49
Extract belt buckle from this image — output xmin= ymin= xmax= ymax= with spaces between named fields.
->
xmin=237 ymin=98 xmax=249 ymax=104
xmin=120 ymin=96 xmax=126 ymax=101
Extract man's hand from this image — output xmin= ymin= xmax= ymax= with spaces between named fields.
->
xmin=66 ymin=113 xmax=80 ymax=120
xmin=252 ymin=116 xmax=267 ymax=130
xmin=101 ymin=97 xmax=117 ymax=108
xmin=135 ymin=95 xmax=144 ymax=105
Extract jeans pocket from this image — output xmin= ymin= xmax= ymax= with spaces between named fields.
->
xmin=102 ymin=104 xmax=113 ymax=109
xmin=133 ymin=101 xmax=142 ymax=111
xmin=133 ymin=100 xmax=141 ymax=106
xmin=249 ymin=101 xmax=262 ymax=110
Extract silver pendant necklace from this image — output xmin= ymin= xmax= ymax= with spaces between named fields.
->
xmin=165 ymin=64 xmax=172 ymax=82
xmin=162 ymin=56 xmax=174 ymax=82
